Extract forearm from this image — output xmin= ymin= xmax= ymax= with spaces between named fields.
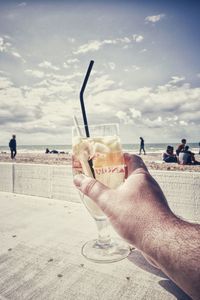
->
xmin=141 ymin=215 xmax=200 ymax=299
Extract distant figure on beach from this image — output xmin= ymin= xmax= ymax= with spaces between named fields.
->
xmin=45 ymin=148 xmax=65 ymax=154
xmin=176 ymin=138 xmax=186 ymax=156
xmin=139 ymin=137 xmax=146 ymax=155
xmin=179 ymin=145 xmax=199 ymax=165
xmin=163 ymin=145 xmax=177 ymax=163
xmin=9 ymin=134 xmax=17 ymax=159
xmin=45 ymin=148 xmax=58 ymax=154
xmin=199 ymin=142 xmax=200 ymax=154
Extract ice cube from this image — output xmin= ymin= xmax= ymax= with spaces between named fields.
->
xmin=103 ymin=136 xmax=118 ymax=145
xmin=109 ymin=140 xmax=122 ymax=151
xmin=73 ymin=138 xmax=93 ymax=160
xmin=94 ymin=142 xmax=110 ymax=154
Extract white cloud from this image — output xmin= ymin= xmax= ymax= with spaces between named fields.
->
xmin=123 ymin=45 xmax=129 ymax=50
xmin=0 ymin=36 xmax=11 ymax=52
xmin=68 ymin=37 xmax=75 ymax=43
xmin=169 ymin=76 xmax=185 ymax=84
xmin=84 ymin=78 xmax=200 ymax=132
xmin=32 ymin=73 xmax=74 ymax=96
xmin=117 ymin=37 xmax=131 ymax=43
xmin=74 ymin=40 xmax=103 ymax=54
xmin=124 ymin=65 xmax=140 ymax=72
xmin=116 ymin=110 xmax=133 ymax=125
xmin=0 ymin=72 xmax=76 ymax=139
xmin=25 ymin=69 xmax=45 ymax=78
xmin=130 ymin=108 xmax=141 ymax=118
xmin=0 ymin=36 xmax=25 ymax=62
xmin=140 ymin=48 xmax=147 ymax=53
xmin=0 ymin=84 xmax=42 ymax=127
xmin=108 ymin=62 xmax=116 ymax=70
xmin=197 ymin=73 xmax=200 ymax=78
xmin=1 ymin=72 xmax=200 ymax=144
xmin=133 ymin=34 xmax=144 ymax=43
xmin=63 ymin=63 xmax=69 ymax=69
xmin=65 ymin=72 xmax=83 ymax=80
xmin=67 ymin=58 xmax=79 ymax=64
xmin=74 ymin=36 xmax=132 ymax=54
xmin=38 ymin=61 xmax=60 ymax=71
xmin=143 ymin=116 xmax=163 ymax=128
xmin=63 ymin=58 xmax=80 ymax=68
xmin=132 ymin=65 xmax=140 ymax=71
xmin=179 ymin=120 xmax=188 ymax=126
xmin=0 ymin=76 xmax=13 ymax=89
xmin=145 ymin=14 xmax=165 ymax=23
xmin=18 ymin=2 xmax=27 ymax=7
xmin=11 ymin=51 xmax=21 ymax=58
xmin=88 ymin=74 xmax=115 ymax=94
xmin=103 ymin=39 xmax=118 ymax=45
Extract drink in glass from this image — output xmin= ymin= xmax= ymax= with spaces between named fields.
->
xmin=72 ymin=123 xmax=130 ymax=262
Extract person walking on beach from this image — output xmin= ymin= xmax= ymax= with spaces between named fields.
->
xmin=139 ymin=137 xmax=146 ymax=155
xmin=9 ymin=134 xmax=17 ymax=159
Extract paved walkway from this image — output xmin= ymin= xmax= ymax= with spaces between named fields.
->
xmin=0 ymin=192 xmax=191 ymax=300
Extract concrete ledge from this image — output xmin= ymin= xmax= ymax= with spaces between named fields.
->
xmin=14 ymin=164 xmax=52 ymax=198
xmin=0 ymin=163 xmax=13 ymax=192
xmin=0 ymin=163 xmax=199 ymax=222
xmin=0 ymin=163 xmax=78 ymax=203
xmin=51 ymin=166 xmax=79 ymax=203
xmin=150 ymin=171 xmax=200 ymax=222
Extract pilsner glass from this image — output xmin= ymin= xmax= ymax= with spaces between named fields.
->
xmin=72 ymin=123 xmax=130 ymax=263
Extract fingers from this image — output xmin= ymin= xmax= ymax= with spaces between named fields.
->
xmin=73 ymin=174 xmax=114 ymax=214
xmin=73 ymin=154 xmax=148 ymax=214
xmin=124 ymin=153 xmax=149 ymax=178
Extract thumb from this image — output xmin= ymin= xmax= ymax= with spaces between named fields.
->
xmin=73 ymin=174 xmax=114 ymax=214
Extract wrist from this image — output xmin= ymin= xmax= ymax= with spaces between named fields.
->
xmin=138 ymin=211 xmax=178 ymax=260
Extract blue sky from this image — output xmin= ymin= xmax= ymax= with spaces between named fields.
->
xmin=0 ymin=0 xmax=200 ymax=145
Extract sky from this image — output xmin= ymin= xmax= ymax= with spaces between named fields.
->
xmin=0 ymin=0 xmax=200 ymax=145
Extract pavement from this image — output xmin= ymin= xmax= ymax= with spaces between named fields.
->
xmin=0 ymin=191 xmax=192 ymax=300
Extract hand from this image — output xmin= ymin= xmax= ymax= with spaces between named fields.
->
xmin=74 ymin=153 xmax=174 ymax=250
xmin=74 ymin=154 xmax=200 ymax=299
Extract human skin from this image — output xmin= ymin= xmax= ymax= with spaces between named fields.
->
xmin=74 ymin=153 xmax=200 ymax=300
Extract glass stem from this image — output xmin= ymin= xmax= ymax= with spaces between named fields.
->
xmin=95 ymin=219 xmax=111 ymax=245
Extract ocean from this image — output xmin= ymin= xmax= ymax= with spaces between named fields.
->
xmin=0 ymin=143 xmax=199 ymax=154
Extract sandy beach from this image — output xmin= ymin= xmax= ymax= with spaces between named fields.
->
xmin=0 ymin=151 xmax=200 ymax=172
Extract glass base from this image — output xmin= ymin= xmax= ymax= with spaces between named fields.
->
xmin=81 ymin=238 xmax=130 ymax=263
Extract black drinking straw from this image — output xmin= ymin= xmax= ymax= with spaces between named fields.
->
xmin=80 ymin=60 xmax=94 ymax=137
xmin=79 ymin=60 xmax=95 ymax=177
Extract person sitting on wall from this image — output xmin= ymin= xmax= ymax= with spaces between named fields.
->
xmin=163 ymin=146 xmax=177 ymax=163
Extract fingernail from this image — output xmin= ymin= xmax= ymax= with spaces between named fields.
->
xmin=74 ymin=174 xmax=86 ymax=187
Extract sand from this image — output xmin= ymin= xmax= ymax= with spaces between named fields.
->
xmin=0 ymin=151 xmax=200 ymax=172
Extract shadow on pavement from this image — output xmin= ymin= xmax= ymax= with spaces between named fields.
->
xmin=159 ymin=279 xmax=192 ymax=300
xmin=128 ymin=249 xmax=167 ymax=278
xmin=128 ymin=249 xmax=191 ymax=299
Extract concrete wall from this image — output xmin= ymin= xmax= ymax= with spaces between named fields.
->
xmin=0 ymin=163 xmax=199 ymax=222
xmin=150 ymin=170 xmax=200 ymax=222
xmin=0 ymin=163 xmax=79 ymax=203
xmin=0 ymin=163 xmax=13 ymax=193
